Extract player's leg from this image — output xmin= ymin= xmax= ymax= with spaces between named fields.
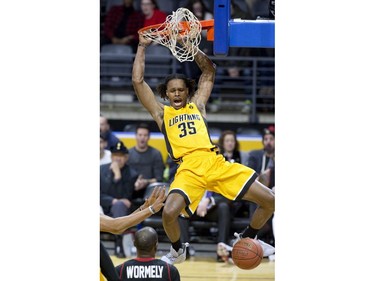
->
xmin=179 ymin=216 xmax=194 ymax=259
xmin=162 ymin=156 xmax=207 ymax=264
xmin=162 ymin=192 xmax=186 ymax=243
xmin=239 ymin=180 xmax=275 ymax=256
xmin=208 ymin=158 xmax=275 ymax=256
xmin=242 ymin=180 xmax=274 ymax=229
xmin=161 ymin=192 xmax=189 ymax=264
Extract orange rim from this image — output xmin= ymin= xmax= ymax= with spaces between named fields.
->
xmin=138 ymin=19 xmax=214 ymax=35
xmin=200 ymin=19 xmax=214 ymax=30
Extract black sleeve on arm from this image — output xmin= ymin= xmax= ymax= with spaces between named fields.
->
xmin=100 ymin=241 xmax=120 ymax=281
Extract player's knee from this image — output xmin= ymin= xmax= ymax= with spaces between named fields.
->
xmin=264 ymin=193 xmax=275 ymax=213
xmin=162 ymin=203 xmax=180 ymax=222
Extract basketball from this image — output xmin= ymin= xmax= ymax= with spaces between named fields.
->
xmin=232 ymin=238 xmax=263 ymax=270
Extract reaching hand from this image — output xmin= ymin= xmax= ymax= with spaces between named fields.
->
xmin=176 ymin=33 xmax=198 ymax=53
xmin=139 ymin=35 xmax=152 ymax=47
xmin=142 ymin=186 xmax=167 ymax=213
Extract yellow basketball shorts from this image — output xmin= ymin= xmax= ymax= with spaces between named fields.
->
xmin=169 ymin=151 xmax=257 ymax=217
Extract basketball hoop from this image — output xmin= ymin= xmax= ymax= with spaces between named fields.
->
xmin=138 ymin=8 xmax=214 ymax=62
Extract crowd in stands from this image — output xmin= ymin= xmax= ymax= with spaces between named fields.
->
xmin=100 ymin=0 xmax=274 ymax=52
xmin=100 ymin=115 xmax=275 ymax=262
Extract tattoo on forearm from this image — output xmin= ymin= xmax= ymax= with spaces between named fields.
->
xmin=195 ymin=50 xmax=215 ymax=70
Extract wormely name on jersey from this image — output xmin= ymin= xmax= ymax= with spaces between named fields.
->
xmin=126 ymin=265 xmax=164 ymax=278
xmin=168 ymin=113 xmax=201 ymax=127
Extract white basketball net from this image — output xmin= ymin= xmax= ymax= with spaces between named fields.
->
xmin=139 ymin=8 xmax=202 ymax=62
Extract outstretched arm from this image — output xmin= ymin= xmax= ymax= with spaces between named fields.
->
xmin=190 ymin=48 xmax=216 ymax=118
xmin=100 ymin=186 xmax=167 ymax=234
xmin=132 ymin=36 xmax=164 ymax=130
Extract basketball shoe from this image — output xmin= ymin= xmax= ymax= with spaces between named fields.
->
xmin=161 ymin=242 xmax=189 ymax=264
xmin=233 ymin=232 xmax=275 ymax=257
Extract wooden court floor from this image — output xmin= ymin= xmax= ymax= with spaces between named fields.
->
xmin=108 ymin=255 xmax=275 ymax=281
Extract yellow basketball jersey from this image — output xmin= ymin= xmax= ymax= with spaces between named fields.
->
xmin=162 ymin=102 xmax=217 ymax=162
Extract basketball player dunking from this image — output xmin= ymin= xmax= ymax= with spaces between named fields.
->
xmin=132 ymin=34 xmax=275 ymax=264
